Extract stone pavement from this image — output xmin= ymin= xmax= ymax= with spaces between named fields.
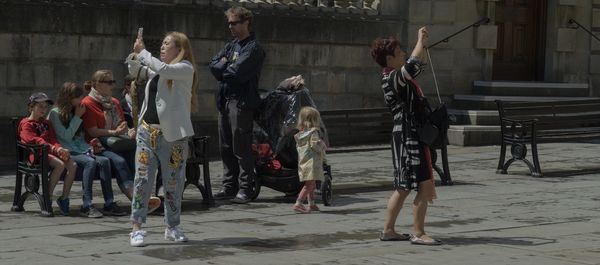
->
xmin=0 ymin=143 xmax=599 ymax=265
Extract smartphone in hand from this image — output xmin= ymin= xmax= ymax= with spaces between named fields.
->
xmin=137 ymin=27 xmax=143 ymax=39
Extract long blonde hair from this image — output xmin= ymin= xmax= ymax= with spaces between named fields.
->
xmin=297 ymin=106 xmax=322 ymax=131
xmin=165 ymin=31 xmax=199 ymax=113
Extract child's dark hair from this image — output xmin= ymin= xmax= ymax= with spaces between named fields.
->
xmin=370 ymin=37 xmax=400 ymax=68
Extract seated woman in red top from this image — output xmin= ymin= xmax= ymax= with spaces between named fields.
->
xmin=81 ymin=70 xmax=135 ymax=201
xmin=18 ymin=92 xmax=77 ymax=215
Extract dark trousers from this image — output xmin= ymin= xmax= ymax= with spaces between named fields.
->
xmin=219 ymin=99 xmax=256 ymax=194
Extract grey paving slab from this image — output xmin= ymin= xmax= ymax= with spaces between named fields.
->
xmin=1 ymin=142 xmax=600 ymax=264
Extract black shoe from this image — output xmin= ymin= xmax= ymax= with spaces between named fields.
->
xmin=103 ymin=202 xmax=127 ymax=216
xmin=214 ymin=189 xmax=236 ymax=200
xmin=231 ymin=192 xmax=251 ymax=204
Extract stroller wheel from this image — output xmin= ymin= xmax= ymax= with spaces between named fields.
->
xmin=250 ymin=178 xmax=261 ymax=201
xmin=321 ymin=177 xmax=333 ymax=206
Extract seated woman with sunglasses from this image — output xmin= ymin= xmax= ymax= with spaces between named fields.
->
xmin=80 ymin=70 xmax=159 ymax=212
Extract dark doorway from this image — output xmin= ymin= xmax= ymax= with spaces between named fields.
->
xmin=493 ymin=0 xmax=547 ymax=81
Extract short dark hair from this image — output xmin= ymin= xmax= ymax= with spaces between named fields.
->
xmin=370 ymin=37 xmax=400 ymax=68
xmin=225 ymin=6 xmax=253 ymax=25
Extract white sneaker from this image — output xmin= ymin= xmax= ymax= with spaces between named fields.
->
xmin=164 ymin=226 xmax=188 ymax=242
xmin=129 ymin=230 xmax=146 ymax=247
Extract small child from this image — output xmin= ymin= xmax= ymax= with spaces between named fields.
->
xmin=293 ymin=106 xmax=327 ymax=213
xmin=18 ymin=92 xmax=77 ymax=215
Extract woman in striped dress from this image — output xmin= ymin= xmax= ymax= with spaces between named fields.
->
xmin=370 ymin=27 xmax=442 ymax=245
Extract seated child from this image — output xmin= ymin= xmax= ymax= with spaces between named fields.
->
xmin=18 ymin=92 xmax=77 ymax=215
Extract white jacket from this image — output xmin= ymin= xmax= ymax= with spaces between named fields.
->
xmin=127 ymin=49 xmax=195 ymax=142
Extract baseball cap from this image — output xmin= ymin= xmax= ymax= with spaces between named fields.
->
xmin=28 ymin=92 xmax=54 ymax=105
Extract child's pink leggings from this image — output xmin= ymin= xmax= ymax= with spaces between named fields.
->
xmin=297 ymin=180 xmax=316 ymax=203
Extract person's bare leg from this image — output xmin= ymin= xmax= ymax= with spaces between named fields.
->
xmin=413 ymin=180 xmax=434 ymax=239
xmin=132 ymin=222 xmax=142 ymax=232
xmin=61 ymin=160 xmax=77 ymax=198
xmin=383 ymin=189 xmax=410 ymax=235
xmin=48 ymin=156 xmax=65 ymax=196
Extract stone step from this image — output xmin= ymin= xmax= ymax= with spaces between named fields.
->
xmin=452 ymin=94 xmax=599 ymax=110
xmin=447 ymin=125 xmax=500 ymax=146
xmin=473 ymin=81 xmax=589 ymax=97
xmin=448 ymin=109 xmax=499 ymax=126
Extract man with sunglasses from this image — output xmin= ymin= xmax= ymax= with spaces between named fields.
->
xmin=209 ymin=6 xmax=266 ymax=204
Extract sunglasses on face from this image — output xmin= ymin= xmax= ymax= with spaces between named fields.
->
xmin=98 ymin=80 xmax=117 ymax=85
xmin=227 ymin=20 xmax=245 ymax=26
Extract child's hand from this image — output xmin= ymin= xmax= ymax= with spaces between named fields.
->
xmin=74 ymin=103 xmax=86 ymax=117
xmin=90 ymin=138 xmax=105 ymax=154
xmin=58 ymin=147 xmax=70 ymax=161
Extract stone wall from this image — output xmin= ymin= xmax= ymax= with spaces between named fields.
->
xmin=546 ymin=0 xmax=600 ymax=94
xmin=0 ymin=0 xmax=405 ymax=167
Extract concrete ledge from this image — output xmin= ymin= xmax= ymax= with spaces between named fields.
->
xmin=448 ymin=125 xmax=501 ymax=146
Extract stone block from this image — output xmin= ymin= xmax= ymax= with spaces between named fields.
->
xmin=0 ymin=34 xmax=30 ymax=59
xmin=409 ymin=0 xmax=432 ymax=23
xmin=0 ymin=64 xmax=6 ymax=90
xmin=594 ymin=8 xmax=600 ymax=28
xmin=558 ymin=0 xmax=577 ymax=6
xmin=7 ymin=63 xmax=34 ymax=89
xmin=331 ymin=94 xmax=363 ymax=109
xmin=346 ymin=70 xmax=380 ymax=94
xmin=475 ymin=25 xmax=497 ymax=50
xmin=192 ymin=40 xmax=219 ymax=64
xmin=591 ymin=55 xmax=600 ymax=74
xmin=80 ymin=36 xmax=130 ymax=61
xmin=330 ymin=45 xmax=371 ymax=68
xmin=310 ymin=70 xmax=330 ymax=93
xmin=262 ymin=43 xmax=294 ymax=66
xmin=427 ymin=49 xmax=455 ymax=70
xmin=196 ymin=91 xmax=217 ymax=117
xmin=328 ymin=69 xmax=347 ymax=94
xmin=30 ymin=35 xmax=79 ymax=59
xmin=432 ymin=1 xmax=456 ymax=23
xmin=592 ymin=32 xmax=600 ymax=51
xmin=293 ymin=44 xmax=330 ymax=67
xmin=557 ymin=28 xmax=577 ymax=52
xmin=311 ymin=94 xmax=332 ymax=110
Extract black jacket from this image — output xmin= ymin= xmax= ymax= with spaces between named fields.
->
xmin=209 ymin=33 xmax=266 ymax=112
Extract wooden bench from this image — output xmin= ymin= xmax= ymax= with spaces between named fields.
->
xmin=320 ymin=108 xmax=453 ymax=185
xmin=495 ymin=99 xmax=600 ymax=177
xmin=10 ymin=117 xmax=213 ymax=216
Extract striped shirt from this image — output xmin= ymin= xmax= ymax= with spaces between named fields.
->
xmin=381 ymin=57 xmax=425 ymax=190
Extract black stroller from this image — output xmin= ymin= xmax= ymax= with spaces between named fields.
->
xmin=250 ymin=76 xmax=333 ymax=206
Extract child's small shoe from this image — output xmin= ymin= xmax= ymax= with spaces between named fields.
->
xmin=293 ymin=204 xmax=309 ymax=214
xmin=308 ymin=204 xmax=320 ymax=212
xmin=56 ymin=196 xmax=70 ymax=215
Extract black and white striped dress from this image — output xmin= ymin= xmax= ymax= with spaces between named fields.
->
xmin=381 ymin=57 xmax=432 ymax=191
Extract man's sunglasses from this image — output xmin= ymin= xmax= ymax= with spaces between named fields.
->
xmin=227 ymin=20 xmax=245 ymax=26
xmin=99 ymin=80 xmax=117 ymax=85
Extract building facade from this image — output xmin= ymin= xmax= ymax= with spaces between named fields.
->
xmin=0 ymin=0 xmax=598 ymax=163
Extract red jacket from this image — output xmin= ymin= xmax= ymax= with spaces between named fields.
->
xmin=18 ymin=118 xmax=62 ymax=158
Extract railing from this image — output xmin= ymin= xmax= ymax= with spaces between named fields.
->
xmin=198 ymin=0 xmax=381 ymax=15
xmin=427 ymin=17 xmax=490 ymax=49
xmin=569 ymin=19 xmax=600 ymax=43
